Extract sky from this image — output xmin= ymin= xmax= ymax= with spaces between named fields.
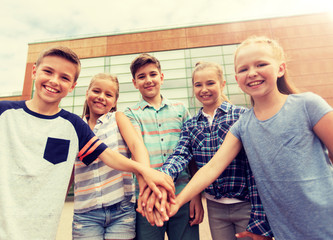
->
xmin=0 ymin=0 xmax=331 ymax=96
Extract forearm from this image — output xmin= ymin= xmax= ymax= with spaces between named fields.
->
xmin=130 ymin=143 xmax=150 ymax=167
xmin=99 ymin=148 xmax=145 ymax=175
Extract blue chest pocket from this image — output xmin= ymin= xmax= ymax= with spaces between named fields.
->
xmin=44 ymin=137 xmax=70 ymax=164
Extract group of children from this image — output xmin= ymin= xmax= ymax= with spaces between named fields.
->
xmin=0 ymin=35 xmax=332 ymax=240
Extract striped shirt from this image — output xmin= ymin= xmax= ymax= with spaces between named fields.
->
xmin=74 ymin=112 xmax=134 ymax=213
xmin=124 ymin=97 xmax=190 ymax=195
xmin=160 ymin=102 xmax=273 ymax=237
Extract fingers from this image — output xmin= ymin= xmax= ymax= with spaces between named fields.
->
xmin=137 ymin=174 xmax=148 ymax=197
xmin=153 ymin=209 xmax=164 ymax=227
xmin=154 ymin=197 xmax=169 ymax=221
xmin=157 ymin=173 xmax=175 ymax=199
xmin=140 ymin=187 xmax=152 ymax=208
xmin=136 ymin=197 xmax=144 ymax=216
xmin=144 ymin=206 xmax=155 ymax=225
xmin=235 ymin=231 xmax=273 ymax=240
xmin=159 ymin=187 xmax=168 ymax=213
xmin=147 ymin=192 xmax=156 ymax=212
xmin=188 ymin=195 xmax=204 ymax=226
xmin=168 ymin=202 xmax=180 ymax=218
xmin=149 ymin=183 xmax=163 ymax=199
xmin=235 ymin=231 xmax=250 ymax=239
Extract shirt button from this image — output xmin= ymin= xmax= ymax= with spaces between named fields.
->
xmin=163 ymin=153 xmax=166 ymax=157
xmin=161 ymin=138 xmax=164 ymax=141
xmin=159 ymin=124 xmax=161 ymax=127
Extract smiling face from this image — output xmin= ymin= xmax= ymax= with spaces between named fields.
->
xmin=32 ymin=55 xmax=77 ymax=109
xmin=132 ymin=63 xmax=164 ymax=102
xmin=193 ymin=67 xmax=225 ymax=111
xmin=86 ymin=78 xmax=118 ymax=118
xmin=234 ymin=43 xmax=285 ymax=100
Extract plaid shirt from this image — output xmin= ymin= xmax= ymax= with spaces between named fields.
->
xmin=160 ymin=101 xmax=273 ymax=237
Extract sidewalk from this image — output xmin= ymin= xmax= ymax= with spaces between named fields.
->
xmin=56 ymin=197 xmax=212 ymax=240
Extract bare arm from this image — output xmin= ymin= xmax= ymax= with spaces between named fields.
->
xmin=116 ymin=112 xmax=150 ymax=166
xmin=98 ymin=148 xmax=175 ymax=199
xmin=313 ymin=111 xmax=333 ymax=163
xmin=170 ymin=132 xmax=243 ymax=215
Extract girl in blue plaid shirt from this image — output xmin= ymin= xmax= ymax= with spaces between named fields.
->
xmin=156 ymin=62 xmax=272 ymax=240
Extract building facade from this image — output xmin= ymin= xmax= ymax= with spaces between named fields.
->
xmin=2 ymin=12 xmax=333 ymax=114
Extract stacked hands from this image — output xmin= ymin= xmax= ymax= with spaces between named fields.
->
xmin=136 ymin=172 xmax=204 ymax=227
xmin=139 ymin=170 xmax=273 ymax=240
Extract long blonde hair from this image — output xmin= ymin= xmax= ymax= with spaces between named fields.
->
xmin=82 ymin=73 xmax=119 ymax=118
xmin=192 ymin=61 xmax=230 ymax=103
xmin=234 ymin=36 xmax=299 ymax=105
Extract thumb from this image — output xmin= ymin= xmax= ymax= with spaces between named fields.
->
xmin=235 ymin=231 xmax=250 ymax=239
xmin=189 ymin=202 xmax=194 ymax=218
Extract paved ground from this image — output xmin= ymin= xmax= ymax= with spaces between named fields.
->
xmin=56 ymin=197 xmax=212 ymax=240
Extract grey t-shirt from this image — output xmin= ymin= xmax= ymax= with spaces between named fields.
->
xmin=230 ymin=92 xmax=333 ymax=239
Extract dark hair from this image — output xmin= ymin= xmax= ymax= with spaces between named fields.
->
xmin=234 ymin=36 xmax=299 ymax=105
xmin=36 ymin=46 xmax=81 ymax=82
xmin=130 ymin=53 xmax=161 ymax=79
xmin=82 ymin=73 xmax=119 ymax=118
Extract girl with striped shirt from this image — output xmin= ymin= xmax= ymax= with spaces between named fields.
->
xmin=72 ymin=73 xmax=150 ymax=240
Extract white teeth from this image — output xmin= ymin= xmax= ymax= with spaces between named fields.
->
xmin=45 ymin=86 xmax=58 ymax=93
xmin=249 ymin=81 xmax=263 ymax=86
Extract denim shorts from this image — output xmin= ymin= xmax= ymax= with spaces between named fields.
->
xmin=72 ymin=196 xmax=136 ymax=240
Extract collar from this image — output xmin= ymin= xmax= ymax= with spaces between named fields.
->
xmin=196 ymin=101 xmax=231 ymax=120
xmin=138 ymin=95 xmax=170 ymax=110
xmin=84 ymin=112 xmax=112 ymax=124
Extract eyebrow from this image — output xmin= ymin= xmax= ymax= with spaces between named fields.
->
xmin=137 ymin=70 xmax=158 ymax=77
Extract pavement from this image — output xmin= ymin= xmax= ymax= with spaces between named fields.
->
xmin=56 ymin=197 xmax=212 ymax=240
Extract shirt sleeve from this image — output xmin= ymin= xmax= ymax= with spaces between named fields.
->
xmin=160 ymin=121 xmax=193 ymax=180
xmin=75 ymin=116 xmax=108 ymax=166
xmin=303 ymin=92 xmax=333 ymax=127
xmin=124 ymin=107 xmax=141 ymax=133
xmin=245 ymin=157 xmax=274 ymax=237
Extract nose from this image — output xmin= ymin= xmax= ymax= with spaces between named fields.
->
xmin=97 ymin=92 xmax=106 ymax=100
xmin=145 ymin=76 xmax=152 ymax=84
xmin=248 ymin=67 xmax=258 ymax=78
xmin=49 ymin=75 xmax=60 ymax=85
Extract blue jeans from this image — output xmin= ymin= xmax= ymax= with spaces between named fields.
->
xmin=72 ymin=196 xmax=136 ymax=240
xmin=135 ymin=201 xmax=199 ymax=240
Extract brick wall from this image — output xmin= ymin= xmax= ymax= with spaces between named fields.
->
xmin=16 ymin=12 xmax=333 ymax=105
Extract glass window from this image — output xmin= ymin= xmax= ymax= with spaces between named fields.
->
xmin=60 ymin=43 xmax=249 ymax=118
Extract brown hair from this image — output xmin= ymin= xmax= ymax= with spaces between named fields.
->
xmin=82 ymin=73 xmax=119 ymax=118
xmin=130 ymin=53 xmax=161 ymax=79
xmin=234 ymin=36 xmax=298 ymax=105
xmin=35 ymin=46 xmax=81 ymax=82
xmin=192 ymin=61 xmax=230 ymax=103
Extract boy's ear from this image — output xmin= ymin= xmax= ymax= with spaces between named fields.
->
xmin=31 ymin=64 xmax=37 ymax=80
xmin=132 ymin=78 xmax=138 ymax=89
xmin=68 ymin=81 xmax=77 ymax=93
xmin=160 ymin=72 xmax=164 ymax=85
